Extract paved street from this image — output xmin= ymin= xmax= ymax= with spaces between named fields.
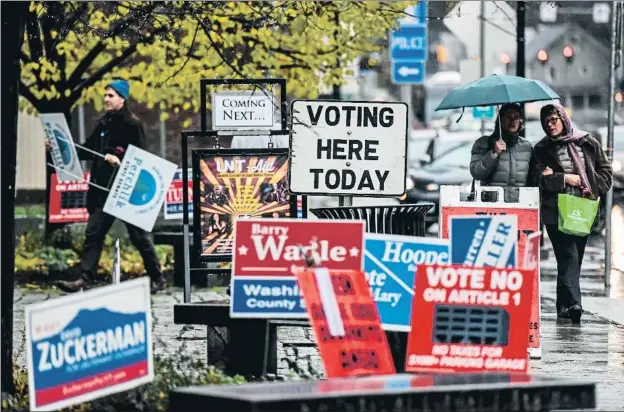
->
xmin=12 ymin=230 xmax=624 ymax=411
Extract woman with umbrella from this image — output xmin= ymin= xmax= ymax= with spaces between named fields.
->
xmin=469 ymin=103 xmax=534 ymax=202
xmin=534 ymin=104 xmax=612 ymax=324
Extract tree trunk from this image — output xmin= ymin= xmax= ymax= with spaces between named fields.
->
xmin=1 ymin=1 xmax=29 ymax=394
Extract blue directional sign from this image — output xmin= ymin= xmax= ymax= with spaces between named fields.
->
xmin=390 ymin=25 xmax=428 ymax=61
xmin=400 ymin=1 xmax=429 ymax=26
xmin=473 ymin=106 xmax=496 ymax=120
xmin=392 ymin=61 xmax=425 ymax=84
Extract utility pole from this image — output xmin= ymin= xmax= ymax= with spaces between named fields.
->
xmin=479 ymin=1 xmax=486 ymax=135
xmin=605 ymin=1 xmax=622 ymax=288
xmin=516 ymin=1 xmax=526 ymax=135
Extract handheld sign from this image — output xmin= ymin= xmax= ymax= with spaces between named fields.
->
xmin=523 ymin=232 xmax=542 ymax=358
xmin=449 ymin=215 xmax=518 ymax=268
xmin=212 ymin=91 xmax=275 ymax=130
xmin=289 ymin=100 xmax=408 ymax=197
xmin=406 ymin=264 xmax=534 ymax=374
xmin=230 ymin=218 xmax=365 ymax=318
xmin=40 ymin=113 xmax=84 ymax=183
xmin=25 ymin=278 xmax=153 ymax=411
xmin=295 ymin=268 xmax=395 ymax=378
xmin=103 ymin=145 xmax=178 ymax=233
xmin=364 ymin=233 xmax=449 ymax=331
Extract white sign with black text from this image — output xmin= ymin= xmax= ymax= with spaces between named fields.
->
xmin=289 ymin=100 xmax=408 ymax=196
xmin=212 ymin=91 xmax=275 ymax=130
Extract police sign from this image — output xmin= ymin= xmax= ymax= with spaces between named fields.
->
xmin=289 ymin=100 xmax=408 ymax=196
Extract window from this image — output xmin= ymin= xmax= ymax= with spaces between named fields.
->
xmin=589 ymin=94 xmax=601 ymax=106
xmin=424 ymin=141 xmax=473 ymax=171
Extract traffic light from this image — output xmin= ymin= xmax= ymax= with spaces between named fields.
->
xmin=562 ymin=45 xmax=574 ymax=63
xmin=537 ymin=49 xmax=548 ymax=65
xmin=500 ymin=52 xmax=511 ymax=65
xmin=436 ymin=45 xmax=448 ymax=64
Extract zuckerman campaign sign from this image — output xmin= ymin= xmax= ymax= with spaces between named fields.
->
xmin=364 ymin=233 xmax=449 ymax=331
xmin=40 ymin=113 xmax=84 ymax=183
xmin=25 ymin=278 xmax=154 ymax=411
xmin=103 ymin=145 xmax=178 ymax=232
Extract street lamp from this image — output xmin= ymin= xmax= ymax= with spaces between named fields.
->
xmin=562 ymin=45 xmax=575 ymax=63
xmin=537 ymin=48 xmax=548 ymax=64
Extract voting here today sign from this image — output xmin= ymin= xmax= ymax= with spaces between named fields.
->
xmin=289 ymin=100 xmax=408 ymax=197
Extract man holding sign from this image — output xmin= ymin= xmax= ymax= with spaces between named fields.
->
xmin=46 ymin=79 xmax=166 ymax=294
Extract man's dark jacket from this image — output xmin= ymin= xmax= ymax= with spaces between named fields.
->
xmin=79 ymin=109 xmax=146 ymax=212
xmin=533 ymin=134 xmax=613 ymax=224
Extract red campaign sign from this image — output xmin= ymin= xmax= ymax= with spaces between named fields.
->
xmin=406 ymin=264 xmax=535 ymax=374
xmin=232 ymin=218 xmax=365 ymax=276
xmin=295 ymin=268 xmax=395 ymax=378
xmin=523 ymin=232 xmax=542 ymax=350
xmin=48 ymin=172 xmax=90 ymax=224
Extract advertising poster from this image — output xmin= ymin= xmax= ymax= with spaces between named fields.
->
xmin=40 ymin=113 xmax=84 ymax=183
xmin=193 ymin=149 xmax=292 ymax=260
xmin=48 ymin=172 xmax=90 ymax=224
xmin=364 ymin=233 xmax=449 ymax=331
xmin=230 ymin=218 xmax=365 ymax=318
xmin=295 ymin=268 xmax=395 ymax=378
xmin=405 ymin=264 xmax=535 ymax=374
xmin=164 ymin=169 xmax=193 ymax=220
xmin=523 ymin=232 xmax=542 ymax=355
xmin=25 ymin=278 xmax=153 ymax=411
xmin=103 ymin=145 xmax=178 ymax=233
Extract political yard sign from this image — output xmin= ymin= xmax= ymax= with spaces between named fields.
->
xmin=449 ymin=215 xmax=518 ymax=268
xmin=289 ymin=100 xmax=408 ymax=197
xmin=40 ymin=113 xmax=84 ymax=183
xmin=164 ymin=169 xmax=193 ymax=220
xmin=25 ymin=278 xmax=153 ymax=411
xmin=103 ymin=145 xmax=178 ymax=232
xmin=406 ymin=265 xmax=535 ymax=374
xmin=364 ymin=234 xmax=449 ymax=331
xmin=230 ymin=218 xmax=365 ymax=318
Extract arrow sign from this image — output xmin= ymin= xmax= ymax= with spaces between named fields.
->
xmin=391 ymin=61 xmax=425 ymax=84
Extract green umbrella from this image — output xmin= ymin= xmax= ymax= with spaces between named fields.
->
xmin=435 ymin=74 xmax=561 ymax=111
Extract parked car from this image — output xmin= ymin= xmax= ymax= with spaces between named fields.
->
xmin=402 ymin=140 xmax=474 ymax=225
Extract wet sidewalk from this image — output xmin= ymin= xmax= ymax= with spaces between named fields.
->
xmin=536 ymin=229 xmax=624 ymax=411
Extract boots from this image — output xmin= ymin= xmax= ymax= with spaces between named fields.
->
xmin=57 ymin=277 xmax=91 ymax=293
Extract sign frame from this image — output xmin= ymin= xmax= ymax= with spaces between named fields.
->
xmin=288 ymin=99 xmax=409 ymax=197
xmin=25 ymin=277 xmax=154 ymax=411
xmin=192 ymin=148 xmax=296 ymax=263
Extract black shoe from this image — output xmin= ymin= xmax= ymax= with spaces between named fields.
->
xmin=57 ymin=277 xmax=90 ymax=293
xmin=557 ymin=309 xmax=570 ymax=319
xmin=568 ymin=304 xmax=582 ymax=324
xmin=151 ymin=277 xmax=166 ymax=294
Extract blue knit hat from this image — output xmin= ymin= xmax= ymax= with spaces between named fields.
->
xmin=106 ymin=79 xmax=130 ymax=100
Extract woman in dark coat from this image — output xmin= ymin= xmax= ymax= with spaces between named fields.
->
xmin=534 ymin=103 xmax=613 ymax=323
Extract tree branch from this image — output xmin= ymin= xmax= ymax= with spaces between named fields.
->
xmin=66 ymin=3 xmax=159 ymax=89
xmin=19 ymin=81 xmax=41 ymax=111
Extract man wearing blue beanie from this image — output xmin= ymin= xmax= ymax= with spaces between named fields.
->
xmin=48 ymin=78 xmax=166 ymax=294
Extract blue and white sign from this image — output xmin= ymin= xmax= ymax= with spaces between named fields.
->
xmin=390 ymin=1 xmax=428 ymax=86
xmin=399 ymin=1 xmax=429 ymax=26
xmin=103 ymin=144 xmax=178 ymax=232
xmin=390 ymin=25 xmax=428 ymax=61
xmin=364 ymin=233 xmax=449 ymax=331
xmin=449 ymin=215 xmax=518 ymax=268
xmin=392 ymin=61 xmax=425 ymax=84
xmin=472 ymin=106 xmax=496 ymax=120
xmin=40 ymin=113 xmax=84 ymax=183
xmin=230 ymin=278 xmax=306 ymax=318
xmin=25 ymin=278 xmax=153 ymax=411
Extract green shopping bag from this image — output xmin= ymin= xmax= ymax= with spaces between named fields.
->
xmin=558 ymin=193 xmax=599 ymax=236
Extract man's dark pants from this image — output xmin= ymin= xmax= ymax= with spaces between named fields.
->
xmin=80 ymin=208 xmax=163 ymax=282
xmin=545 ymin=224 xmax=588 ymax=313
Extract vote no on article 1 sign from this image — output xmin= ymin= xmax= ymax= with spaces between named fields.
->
xmin=405 ymin=264 xmax=535 ymax=374
xmin=289 ymin=100 xmax=408 ymax=196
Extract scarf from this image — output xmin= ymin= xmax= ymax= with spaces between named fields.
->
xmin=541 ymin=103 xmax=592 ymax=196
